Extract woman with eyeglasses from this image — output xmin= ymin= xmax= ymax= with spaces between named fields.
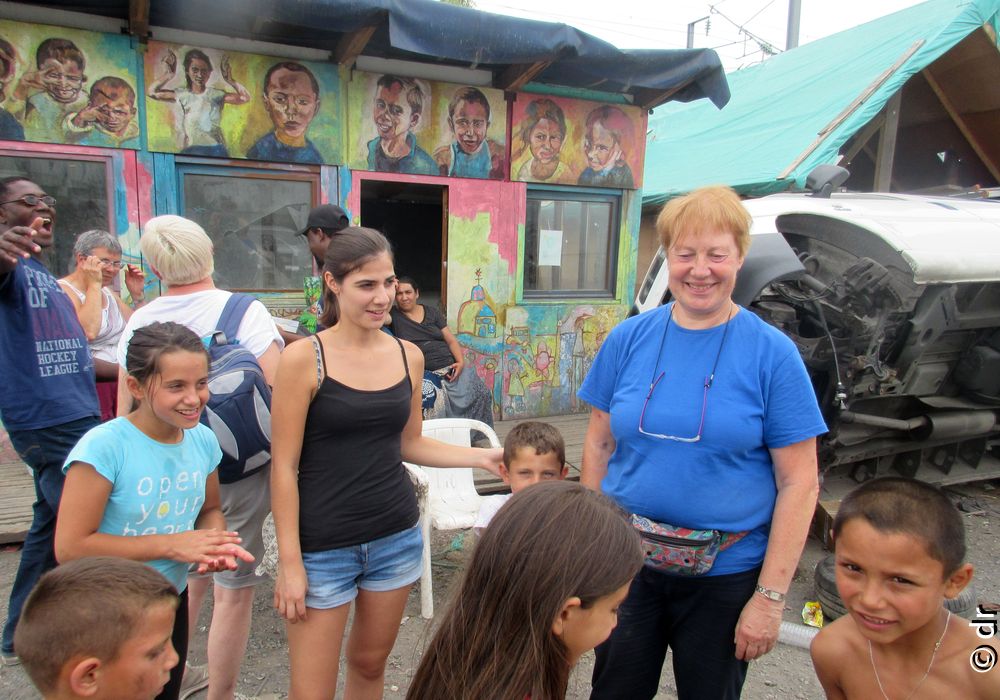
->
xmin=578 ymin=185 xmax=826 ymax=700
xmin=58 ymin=229 xmax=145 ymax=420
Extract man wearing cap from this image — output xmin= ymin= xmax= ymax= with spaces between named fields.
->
xmin=299 ymin=203 xmax=349 ymax=268
xmin=280 ymin=203 xmax=350 ymax=344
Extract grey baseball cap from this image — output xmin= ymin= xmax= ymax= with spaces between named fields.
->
xmin=299 ymin=204 xmax=349 ymax=236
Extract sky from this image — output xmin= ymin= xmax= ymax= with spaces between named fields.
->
xmin=472 ymin=0 xmax=928 ymax=71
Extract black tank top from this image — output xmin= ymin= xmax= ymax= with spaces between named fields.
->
xmin=297 ymin=335 xmax=418 ymax=552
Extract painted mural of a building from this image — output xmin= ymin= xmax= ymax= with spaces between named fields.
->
xmin=0 ymin=10 xmax=653 ymax=446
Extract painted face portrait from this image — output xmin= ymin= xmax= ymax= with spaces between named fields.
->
xmin=528 ymin=117 xmax=563 ymax=164
xmin=585 ymin=121 xmax=622 ymax=171
xmin=264 ymin=67 xmax=320 ymax=140
xmin=186 ymin=57 xmax=211 ymax=92
xmin=373 ymin=81 xmax=417 ymax=142
xmin=92 ymin=86 xmax=135 ymax=134
xmin=39 ymin=57 xmax=85 ymax=104
xmin=450 ymin=99 xmax=488 ymax=155
xmin=0 ymin=38 xmax=16 ymax=99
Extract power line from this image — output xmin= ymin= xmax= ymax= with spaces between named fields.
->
xmin=743 ymin=0 xmax=777 ymax=26
xmin=708 ymin=3 xmax=782 ymax=56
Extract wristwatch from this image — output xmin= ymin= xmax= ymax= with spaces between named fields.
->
xmin=755 ymin=585 xmax=786 ymax=602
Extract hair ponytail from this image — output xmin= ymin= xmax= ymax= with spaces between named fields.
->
xmin=318 ymin=226 xmax=392 ymax=329
xmin=318 ymin=283 xmax=340 ymax=329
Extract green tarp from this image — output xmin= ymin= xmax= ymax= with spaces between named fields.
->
xmin=642 ymin=0 xmax=1000 ymax=206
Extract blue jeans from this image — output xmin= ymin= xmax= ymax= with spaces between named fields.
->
xmin=302 ymin=523 xmax=423 ymax=609
xmin=156 ymin=588 xmax=189 ymax=700
xmin=590 ymin=565 xmax=761 ymax=700
xmin=2 ymin=416 xmax=99 ymax=655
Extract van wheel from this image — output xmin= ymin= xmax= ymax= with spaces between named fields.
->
xmin=944 ymin=585 xmax=979 ymax=619
xmin=813 ymin=555 xmax=977 ymax=621
xmin=814 ymin=555 xmax=847 ymax=620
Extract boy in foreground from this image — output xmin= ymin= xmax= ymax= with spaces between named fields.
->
xmin=14 ymin=557 xmax=180 ymax=700
xmin=810 ymin=477 xmax=999 ymax=699
xmin=474 ymin=421 xmax=568 ymax=533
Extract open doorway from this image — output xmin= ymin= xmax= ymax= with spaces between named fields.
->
xmin=360 ymin=180 xmax=446 ymax=310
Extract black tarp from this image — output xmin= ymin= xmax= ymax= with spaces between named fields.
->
xmin=25 ymin=0 xmax=730 ymax=108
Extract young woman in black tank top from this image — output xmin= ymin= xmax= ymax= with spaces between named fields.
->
xmin=269 ymin=226 xmax=503 ymax=699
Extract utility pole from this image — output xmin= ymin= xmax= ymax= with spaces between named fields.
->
xmin=687 ymin=16 xmax=710 ymax=49
xmin=786 ymin=0 xmax=801 ymax=50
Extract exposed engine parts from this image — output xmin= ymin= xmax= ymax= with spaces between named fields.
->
xmin=751 ymin=232 xmax=1000 ymax=484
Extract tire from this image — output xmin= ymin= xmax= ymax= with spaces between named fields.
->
xmin=813 ymin=554 xmax=978 ymax=621
xmin=813 ymin=555 xmax=846 ymax=620
xmin=945 ymin=584 xmax=979 ymax=619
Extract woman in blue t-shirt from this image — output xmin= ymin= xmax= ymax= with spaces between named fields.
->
xmin=578 ymin=185 xmax=827 ymax=700
xmin=55 ymin=322 xmax=253 ymax=700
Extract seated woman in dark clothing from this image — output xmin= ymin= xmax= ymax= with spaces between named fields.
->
xmin=388 ymin=277 xmax=494 ymax=427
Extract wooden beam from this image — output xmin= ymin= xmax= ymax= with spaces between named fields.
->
xmin=495 ymin=60 xmax=551 ymax=91
xmin=861 ymin=137 xmax=902 ymax=191
xmin=841 ymin=111 xmax=884 ymax=165
xmin=333 ymin=25 xmax=378 ymax=66
xmin=632 ymin=85 xmax=682 ymax=111
xmin=922 ymin=68 xmax=1000 ymax=184
xmin=128 ymin=0 xmax=150 ymax=40
xmin=874 ymin=91 xmax=901 ymax=191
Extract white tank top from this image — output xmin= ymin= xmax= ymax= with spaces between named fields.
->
xmin=59 ymin=281 xmax=127 ymax=363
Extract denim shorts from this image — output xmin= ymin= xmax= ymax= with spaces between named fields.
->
xmin=302 ymin=523 xmax=423 ymax=609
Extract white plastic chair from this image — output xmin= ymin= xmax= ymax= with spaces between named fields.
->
xmin=403 ymin=462 xmax=432 ymax=618
xmin=405 ymin=418 xmax=501 ymax=618
xmin=419 ymin=418 xmax=500 ymax=529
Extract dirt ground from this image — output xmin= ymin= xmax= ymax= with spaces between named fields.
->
xmin=1 ymin=480 xmax=998 ymax=699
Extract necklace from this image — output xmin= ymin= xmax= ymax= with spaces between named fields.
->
xmin=868 ymin=610 xmax=951 ymax=700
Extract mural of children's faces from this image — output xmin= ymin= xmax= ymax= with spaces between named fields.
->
xmin=0 ymin=21 xmax=139 ymax=146
xmin=374 ymin=78 xmax=419 ymax=142
xmin=184 ymin=52 xmax=211 ymax=92
xmin=530 ymin=117 xmax=564 ymax=164
xmin=578 ymin=105 xmax=635 ymax=188
xmin=0 ymin=38 xmax=15 ymax=85
xmin=145 ymin=41 xmax=341 ymax=164
xmin=436 ymin=86 xmax=505 ymax=179
xmin=38 ymin=55 xmax=85 ymax=104
xmin=512 ymin=94 xmax=646 ymax=188
xmin=263 ymin=63 xmax=320 ymax=140
xmin=90 ymin=80 xmax=136 ymax=134
xmin=585 ymin=120 xmax=620 ymax=171
xmin=0 ymin=36 xmax=19 ymax=132
xmin=347 ymin=73 xmax=506 ymax=179
xmin=513 ymin=97 xmax=568 ymax=183
xmin=450 ymin=97 xmax=488 ymax=155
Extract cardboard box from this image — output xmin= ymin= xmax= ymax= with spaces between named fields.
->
xmin=811 ymin=500 xmax=840 ymax=551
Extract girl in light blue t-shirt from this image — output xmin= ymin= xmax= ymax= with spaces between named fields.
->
xmin=55 ymin=321 xmax=252 ymax=700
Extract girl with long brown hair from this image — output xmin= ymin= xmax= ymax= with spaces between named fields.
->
xmin=270 ymin=226 xmax=503 ymax=699
xmin=407 ymin=480 xmax=644 ymax=700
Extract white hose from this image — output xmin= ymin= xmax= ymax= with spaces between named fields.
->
xmin=778 ymin=620 xmax=820 ymax=649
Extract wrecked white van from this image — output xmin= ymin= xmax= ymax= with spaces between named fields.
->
xmin=634 ymin=171 xmax=1000 ymax=486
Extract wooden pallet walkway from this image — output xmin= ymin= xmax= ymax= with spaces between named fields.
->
xmin=0 ymin=413 xmax=592 ymax=544
xmin=0 ymin=460 xmax=33 ymax=545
